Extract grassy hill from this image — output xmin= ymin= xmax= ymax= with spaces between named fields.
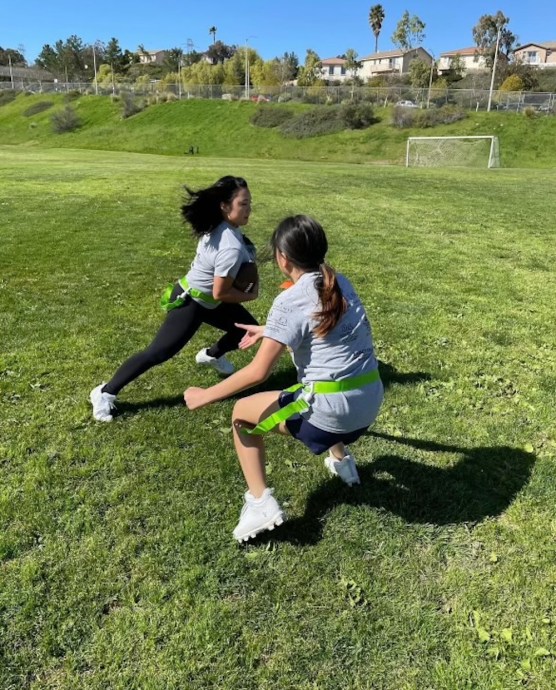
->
xmin=1 ymin=92 xmax=555 ymax=167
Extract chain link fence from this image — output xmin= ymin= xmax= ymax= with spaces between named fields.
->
xmin=1 ymin=80 xmax=555 ymax=112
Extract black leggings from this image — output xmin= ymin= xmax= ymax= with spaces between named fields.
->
xmin=103 ymin=285 xmax=258 ymax=395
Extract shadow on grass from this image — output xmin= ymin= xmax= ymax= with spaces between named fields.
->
xmin=251 ymin=432 xmax=535 ymax=547
xmin=116 ymin=358 xmax=430 ymax=415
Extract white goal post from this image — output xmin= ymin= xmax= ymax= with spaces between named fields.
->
xmin=406 ymin=135 xmax=501 ymax=169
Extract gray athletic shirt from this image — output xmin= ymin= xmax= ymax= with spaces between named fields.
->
xmin=263 ymin=272 xmax=383 ymax=434
xmin=182 ymin=221 xmax=255 ymax=309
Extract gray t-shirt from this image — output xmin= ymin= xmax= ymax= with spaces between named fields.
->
xmin=183 ymin=222 xmax=256 ymax=309
xmin=264 ymin=272 xmax=383 ymax=433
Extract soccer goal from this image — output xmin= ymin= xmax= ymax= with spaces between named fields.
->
xmin=406 ymin=136 xmax=501 ymax=169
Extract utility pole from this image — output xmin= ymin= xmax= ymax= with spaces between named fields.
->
xmin=8 ymin=53 xmax=14 ymax=89
xmin=426 ymin=52 xmax=435 ymax=109
xmin=487 ymin=25 xmax=502 ymax=112
xmin=92 ymin=43 xmax=98 ymax=95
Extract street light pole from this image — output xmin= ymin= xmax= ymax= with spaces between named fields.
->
xmin=487 ymin=25 xmax=502 ymax=112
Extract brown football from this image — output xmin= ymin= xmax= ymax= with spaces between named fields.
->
xmin=233 ymin=261 xmax=258 ymax=293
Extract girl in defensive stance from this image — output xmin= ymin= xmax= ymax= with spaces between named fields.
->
xmin=184 ymin=215 xmax=383 ymax=542
xmin=91 ymin=176 xmax=259 ymax=422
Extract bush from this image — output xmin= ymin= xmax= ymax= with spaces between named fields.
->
xmin=23 ymin=101 xmax=54 ymax=117
xmin=121 ymin=93 xmax=144 ymax=118
xmin=279 ymin=103 xmax=378 ymax=138
xmin=500 ymin=74 xmax=524 ymax=92
xmin=279 ymin=106 xmax=344 ymax=138
xmin=64 ymin=90 xmax=81 ymax=101
xmin=0 ymin=91 xmax=17 ymax=107
xmin=392 ymin=104 xmax=466 ymax=129
xmin=339 ymin=102 xmax=376 ymax=129
xmin=251 ymin=107 xmax=293 ymax=128
xmin=51 ymin=105 xmax=81 ymax=133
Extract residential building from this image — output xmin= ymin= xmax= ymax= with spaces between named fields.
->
xmin=320 ymin=57 xmax=357 ymax=82
xmin=513 ymin=42 xmax=556 ymax=68
xmin=360 ymin=48 xmax=432 ymax=80
xmin=138 ymin=50 xmax=167 ymax=65
xmin=438 ymin=48 xmax=487 ymax=75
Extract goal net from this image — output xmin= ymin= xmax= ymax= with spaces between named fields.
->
xmin=406 ymin=136 xmax=500 ymax=169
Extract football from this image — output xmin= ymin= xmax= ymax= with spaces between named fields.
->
xmin=233 ymin=261 xmax=258 ymax=293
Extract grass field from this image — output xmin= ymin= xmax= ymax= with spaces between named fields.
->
xmin=2 ymin=93 xmax=556 ymax=167
xmin=1 ymin=146 xmax=556 ymax=689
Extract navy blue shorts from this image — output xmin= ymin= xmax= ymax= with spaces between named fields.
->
xmin=278 ymin=391 xmax=368 ymax=455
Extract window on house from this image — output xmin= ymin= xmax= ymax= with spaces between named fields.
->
xmin=328 ymin=66 xmax=334 ymax=75
xmin=341 ymin=67 xmax=346 ymax=75
xmin=526 ymin=51 xmax=538 ymax=63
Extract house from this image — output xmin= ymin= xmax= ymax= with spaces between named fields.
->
xmin=513 ymin=42 xmax=556 ymax=68
xmin=138 ymin=50 xmax=167 ymax=65
xmin=360 ymin=48 xmax=432 ymax=79
xmin=320 ymin=57 xmax=358 ymax=82
xmin=438 ymin=48 xmax=487 ymax=75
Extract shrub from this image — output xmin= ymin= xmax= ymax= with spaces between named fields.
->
xmin=500 ymin=74 xmax=524 ymax=92
xmin=51 ymin=105 xmax=81 ymax=133
xmin=23 ymin=101 xmax=54 ymax=117
xmin=64 ymin=90 xmax=81 ymax=101
xmin=523 ymin=107 xmax=537 ymax=119
xmin=339 ymin=102 xmax=376 ymax=129
xmin=121 ymin=93 xmax=144 ymax=118
xmin=392 ymin=104 xmax=466 ymax=129
xmin=279 ymin=106 xmax=344 ymax=138
xmin=251 ymin=107 xmax=293 ymax=128
xmin=0 ymin=91 xmax=17 ymax=107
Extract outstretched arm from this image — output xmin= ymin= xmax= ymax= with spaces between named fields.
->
xmin=184 ymin=337 xmax=285 ymax=410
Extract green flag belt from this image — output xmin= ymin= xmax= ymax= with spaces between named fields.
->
xmin=161 ymin=277 xmax=220 ymax=312
xmin=244 ymin=368 xmax=381 ymax=436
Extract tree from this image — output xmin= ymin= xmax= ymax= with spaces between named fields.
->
xmin=344 ymin=48 xmax=362 ymax=78
xmin=408 ymin=58 xmax=432 ymax=88
xmin=36 ymin=35 xmax=87 ymax=80
xmin=447 ymin=53 xmax=466 ymax=82
xmin=0 ymin=47 xmax=27 ymax=67
xmin=369 ymin=5 xmax=385 ymax=53
xmin=206 ymin=40 xmax=236 ymax=65
xmin=209 ymin=26 xmax=217 ymax=44
xmin=472 ymin=12 xmax=516 ymax=68
xmin=277 ymin=52 xmax=299 ymax=83
xmin=391 ymin=11 xmax=426 ymax=52
xmin=297 ymin=49 xmax=322 ymax=86
xmin=164 ymin=47 xmax=184 ymax=74
xmin=104 ymin=37 xmax=127 ymax=73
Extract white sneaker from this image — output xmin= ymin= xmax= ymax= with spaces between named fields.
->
xmin=195 ymin=348 xmax=235 ymax=376
xmin=90 ymin=383 xmax=117 ymax=422
xmin=324 ymin=451 xmax=361 ymax=486
xmin=233 ymin=488 xmax=285 ymax=542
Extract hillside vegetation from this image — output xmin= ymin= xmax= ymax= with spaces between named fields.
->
xmin=1 ymin=92 xmax=555 ymax=167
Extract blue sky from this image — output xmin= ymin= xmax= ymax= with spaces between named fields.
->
xmin=2 ymin=0 xmax=554 ymax=64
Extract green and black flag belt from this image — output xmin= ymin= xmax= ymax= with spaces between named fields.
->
xmin=244 ymin=368 xmax=381 ymax=436
xmin=161 ymin=277 xmax=220 ymax=312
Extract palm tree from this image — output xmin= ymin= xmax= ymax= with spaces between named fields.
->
xmin=209 ymin=26 xmax=217 ymax=44
xmin=369 ymin=5 xmax=385 ymax=53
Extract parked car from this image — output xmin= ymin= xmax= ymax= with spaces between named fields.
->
xmin=396 ymin=100 xmax=419 ymax=108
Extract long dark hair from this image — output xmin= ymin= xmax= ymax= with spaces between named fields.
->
xmin=271 ymin=215 xmax=346 ymax=338
xmin=181 ymin=176 xmax=248 ymax=237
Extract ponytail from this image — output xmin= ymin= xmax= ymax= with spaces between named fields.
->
xmin=313 ymin=262 xmax=347 ymax=338
xmin=271 ymin=215 xmax=346 ymax=338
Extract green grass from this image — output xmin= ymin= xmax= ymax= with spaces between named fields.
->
xmin=1 ymin=93 xmax=556 ymax=166
xmin=1 ymin=147 xmax=556 ymax=689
